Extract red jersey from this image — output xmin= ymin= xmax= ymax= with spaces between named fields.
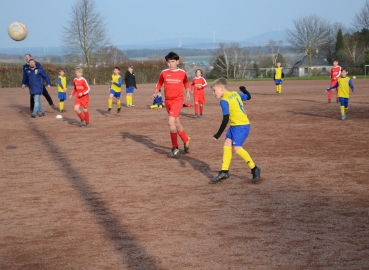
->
xmin=330 ymin=66 xmax=341 ymax=81
xmin=155 ymin=68 xmax=190 ymax=100
xmin=71 ymin=77 xmax=90 ymax=96
xmin=191 ymin=76 xmax=207 ymax=96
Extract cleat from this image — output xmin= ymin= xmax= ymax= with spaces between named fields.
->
xmin=126 ymin=105 xmax=131 ymax=107
xmin=131 ymin=104 xmax=136 ymax=107
xmin=51 ymin=104 xmax=58 ymax=110
xmin=194 ymin=114 xmax=198 ymax=118
xmin=85 ymin=123 xmax=90 ymax=127
xmin=209 ymin=171 xmax=229 ymax=184
xmin=184 ymin=137 xmax=191 ymax=154
xmin=328 ymin=100 xmax=331 ymax=103
xmin=117 ymin=108 xmax=121 ymax=113
xmin=80 ymin=120 xmax=85 ymax=127
xmin=341 ymin=113 xmax=346 ymax=120
xmin=39 ymin=112 xmax=45 ymax=117
xmin=199 ymin=114 xmax=203 ymax=118
xmin=168 ymin=147 xmax=179 ymax=157
xmin=107 ymin=108 xmax=111 ymax=113
xmin=251 ymin=166 xmax=261 ymax=184
xmin=31 ymin=114 xmax=37 ymax=118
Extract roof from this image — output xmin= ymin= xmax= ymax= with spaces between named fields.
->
xmin=292 ymin=54 xmax=330 ymax=68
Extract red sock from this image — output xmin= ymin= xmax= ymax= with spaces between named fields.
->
xmin=178 ymin=130 xmax=188 ymax=143
xmin=200 ymin=105 xmax=203 ymax=114
xmin=77 ymin=112 xmax=84 ymax=120
xmin=84 ymin=111 xmax=90 ymax=124
xmin=194 ymin=104 xmax=199 ymax=115
xmin=170 ymin=132 xmax=178 ymax=148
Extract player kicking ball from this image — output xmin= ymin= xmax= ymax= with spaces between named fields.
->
xmin=210 ymin=78 xmax=261 ymax=184
xmin=152 ymin=51 xmax=191 ymax=157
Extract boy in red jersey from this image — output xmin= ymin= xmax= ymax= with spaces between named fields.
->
xmin=328 ymin=59 xmax=341 ymax=103
xmin=191 ymin=69 xmax=207 ymax=118
xmin=69 ymin=67 xmax=91 ymax=127
xmin=152 ymin=51 xmax=191 ymax=157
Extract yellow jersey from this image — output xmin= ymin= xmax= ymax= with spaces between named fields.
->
xmin=221 ymin=91 xmax=250 ymax=126
xmin=274 ymin=67 xmax=284 ymax=80
xmin=337 ymin=76 xmax=354 ymax=98
xmin=57 ymin=75 xmax=67 ymax=92
xmin=111 ymin=74 xmax=122 ymax=92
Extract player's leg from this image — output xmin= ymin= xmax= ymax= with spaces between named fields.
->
xmin=232 ymin=125 xmax=261 ymax=183
xmin=42 ymin=85 xmax=56 ymax=109
xmin=194 ymin=102 xmax=199 ymax=117
xmin=279 ymin=83 xmax=282 ymax=94
xmin=108 ymin=91 xmax=114 ymax=113
xmin=116 ymin=92 xmax=122 ymax=113
xmin=58 ymin=92 xmax=66 ymax=112
xmin=31 ymin=94 xmax=41 ymax=117
xmin=210 ymin=135 xmax=233 ymax=184
xmin=339 ymin=97 xmax=345 ymax=119
xmin=83 ymin=108 xmax=90 ymax=127
xmin=38 ymin=96 xmax=45 ymax=117
xmin=174 ymin=109 xmax=190 ymax=153
xmin=168 ymin=116 xmax=179 ymax=156
xmin=30 ymin=94 xmax=34 ymax=112
xmin=149 ymin=104 xmax=159 ymax=109
xmin=199 ymin=95 xmax=205 ymax=117
xmin=328 ymin=80 xmax=335 ymax=102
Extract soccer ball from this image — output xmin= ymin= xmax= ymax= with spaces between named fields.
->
xmin=8 ymin=21 xmax=28 ymax=41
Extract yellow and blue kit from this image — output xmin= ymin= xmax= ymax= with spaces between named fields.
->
xmin=327 ymin=76 xmax=354 ymax=119
xmin=110 ymin=74 xmax=122 ymax=98
xmin=57 ymin=75 xmax=67 ymax=100
xmin=274 ymin=66 xmax=284 ymax=94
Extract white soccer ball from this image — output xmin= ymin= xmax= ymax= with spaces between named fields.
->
xmin=56 ymin=115 xmax=63 ymax=119
xmin=8 ymin=21 xmax=28 ymax=41
xmin=353 ymin=76 xmax=356 ymax=79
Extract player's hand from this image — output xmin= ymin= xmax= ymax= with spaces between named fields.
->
xmin=47 ymin=85 xmax=50 ymax=88
xmin=69 ymin=95 xmax=73 ymax=99
xmin=22 ymin=84 xmax=25 ymax=89
xmin=79 ymin=93 xmax=83 ymax=97
xmin=213 ymin=137 xmax=218 ymax=142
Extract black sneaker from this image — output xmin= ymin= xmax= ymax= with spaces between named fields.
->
xmin=107 ymin=108 xmax=111 ymax=113
xmin=117 ymin=108 xmax=121 ymax=113
xmin=31 ymin=114 xmax=37 ymax=118
xmin=168 ymin=148 xmax=179 ymax=157
xmin=80 ymin=120 xmax=85 ymax=127
xmin=199 ymin=114 xmax=203 ymax=118
xmin=194 ymin=114 xmax=198 ymax=118
xmin=85 ymin=123 xmax=90 ymax=128
xmin=51 ymin=104 xmax=57 ymax=110
xmin=251 ymin=166 xmax=261 ymax=184
xmin=184 ymin=137 xmax=191 ymax=154
xmin=39 ymin=112 xmax=45 ymax=117
xmin=209 ymin=171 xmax=229 ymax=184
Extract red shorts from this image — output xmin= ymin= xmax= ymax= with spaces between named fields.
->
xmin=194 ymin=94 xmax=205 ymax=104
xmin=74 ymin=94 xmax=89 ymax=109
xmin=165 ymin=99 xmax=182 ymax=118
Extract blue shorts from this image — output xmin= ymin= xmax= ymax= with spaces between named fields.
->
xmin=110 ymin=89 xmax=121 ymax=99
xmin=126 ymin=87 xmax=135 ymax=94
xmin=275 ymin=79 xmax=283 ymax=85
xmin=58 ymin=92 xmax=67 ymax=100
xmin=225 ymin=125 xmax=250 ymax=146
xmin=339 ymin=97 xmax=349 ymax=107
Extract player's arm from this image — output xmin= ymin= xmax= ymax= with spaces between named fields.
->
xmin=273 ymin=69 xmax=276 ymax=80
xmin=239 ymin=86 xmax=251 ymax=100
xmin=349 ymin=79 xmax=354 ymax=91
xmin=327 ymin=82 xmax=339 ymax=91
xmin=336 ymin=67 xmax=341 ymax=79
xmin=183 ymin=74 xmax=191 ymax=100
xmin=153 ymin=73 xmax=164 ymax=98
xmin=70 ymin=82 xmax=76 ymax=98
xmin=201 ymin=78 xmax=208 ymax=88
xmin=113 ymin=77 xmax=122 ymax=87
xmin=39 ymin=69 xmax=51 ymax=87
xmin=281 ymin=68 xmax=285 ymax=79
xmin=82 ymin=79 xmax=90 ymax=95
xmin=57 ymin=77 xmax=64 ymax=90
xmin=133 ymin=74 xmax=137 ymax=89
xmin=213 ymin=100 xmax=229 ymax=140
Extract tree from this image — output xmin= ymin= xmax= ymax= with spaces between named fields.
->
xmin=61 ymin=0 xmax=108 ymax=79
xmin=334 ymin=29 xmax=345 ymax=56
xmin=353 ymin=0 xmax=369 ymax=30
xmin=286 ymin=15 xmax=331 ymax=76
xmin=268 ymin=39 xmax=283 ymax=66
xmin=94 ymin=46 xmax=128 ymax=66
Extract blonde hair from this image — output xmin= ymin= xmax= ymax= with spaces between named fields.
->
xmin=211 ymin=77 xmax=228 ymax=89
xmin=75 ymin=67 xmax=83 ymax=73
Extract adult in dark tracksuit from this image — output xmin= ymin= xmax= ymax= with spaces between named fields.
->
xmin=22 ymin=59 xmax=51 ymax=118
xmin=22 ymin=54 xmax=56 ymax=111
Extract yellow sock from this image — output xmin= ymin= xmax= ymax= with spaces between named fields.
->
xmin=130 ymin=96 xmax=133 ymax=105
xmin=236 ymin=148 xmax=255 ymax=169
xmin=126 ymin=96 xmax=129 ymax=106
xmin=108 ymin=98 xmax=112 ymax=109
xmin=340 ymin=106 xmax=345 ymax=116
xmin=150 ymin=104 xmax=159 ymax=109
xmin=276 ymin=85 xmax=279 ymax=93
xmin=221 ymin=146 xmax=232 ymax=171
xmin=117 ymin=100 xmax=121 ymax=108
xmin=279 ymin=84 xmax=282 ymax=94
xmin=59 ymin=101 xmax=64 ymax=111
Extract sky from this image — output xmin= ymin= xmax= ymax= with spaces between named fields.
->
xmin=0 ymin=0 xmax=367 ymax=49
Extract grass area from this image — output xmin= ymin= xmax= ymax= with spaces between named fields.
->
xmin=183 ymin=56 xmax=212 ymax=63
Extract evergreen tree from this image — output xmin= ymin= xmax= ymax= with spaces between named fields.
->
xmin=335 ymin=29 xmax=345 ymax=53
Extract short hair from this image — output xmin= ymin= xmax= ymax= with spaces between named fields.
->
xmin=59 ymin=69 xmax=65 ymax=72
xmin=75 ymin=67 xmax=83 ymax=73
xmin=195 ymin=69 xmax=203 ymax=76
xmin=25 ymin=53 xmax=31 ymax=57
xmin=341 ymin=68 xmax=348 ymax=72
xmin=165 ymin=51 xmax=179 ymax=61
xmin=114 ymin=66 xmax=121 ymax=70
xmin=211 ymin=78 xmax=228 ymax=89
xmin=333 ymin=59 xmax=339 ymax=62
xmin=28 ymin=58 xmax=36 ymax=63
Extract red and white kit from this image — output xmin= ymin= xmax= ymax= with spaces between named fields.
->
xmin=71 ymin=77 xmax=90 ymax=108
xmin=328 ymin=65 xmax=341 ymax=101
xmin=191 ymin=76 xmax=207 ymax=104
xmin=155 ymin=68 xmax=190 ymax=118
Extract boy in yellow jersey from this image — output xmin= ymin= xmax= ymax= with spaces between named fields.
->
xmin=326 ymin=68 xmax=354 ymax=120
xmin=57 ymin=69 xmax=67 ymax=112
xmin=274 ymin=61 xmax=284 ymax=95
xmin=210 ymin=78 xmax=261 ymax=184
xmin=108 ymin=67 xmax=122 ymax=113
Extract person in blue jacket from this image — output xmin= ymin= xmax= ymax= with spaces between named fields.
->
xmin=22 ymin=54 xmax=56 ymax=111
xmin=22 ymin=59 xmax=51 ymax=118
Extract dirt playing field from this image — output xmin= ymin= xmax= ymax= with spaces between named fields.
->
xmin=0 ymin=79 xmax=368 ymax=270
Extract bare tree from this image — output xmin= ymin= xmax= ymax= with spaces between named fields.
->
xmin=61 ymin=0 xmax=108 ymax=78
xmin=286 ymin=15 xmax=331 ymax=76
xmin=353 ymin=0 xmax=369 ymax=30
xmin=343 ymin=32 xmax=366 ymax=64
xmin=94 ymin=46 xmax=128 ymax=66
xmin=269 ymin=40 xmax=283 ymax=66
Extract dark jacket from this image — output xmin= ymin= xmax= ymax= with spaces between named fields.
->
xmin=124 ymin=71 xmax=137 ymax=89
xmin=22 ymin=61 xmax=43 ymax=85
xmin=24 ymin=67 xmax=51 ymax=95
